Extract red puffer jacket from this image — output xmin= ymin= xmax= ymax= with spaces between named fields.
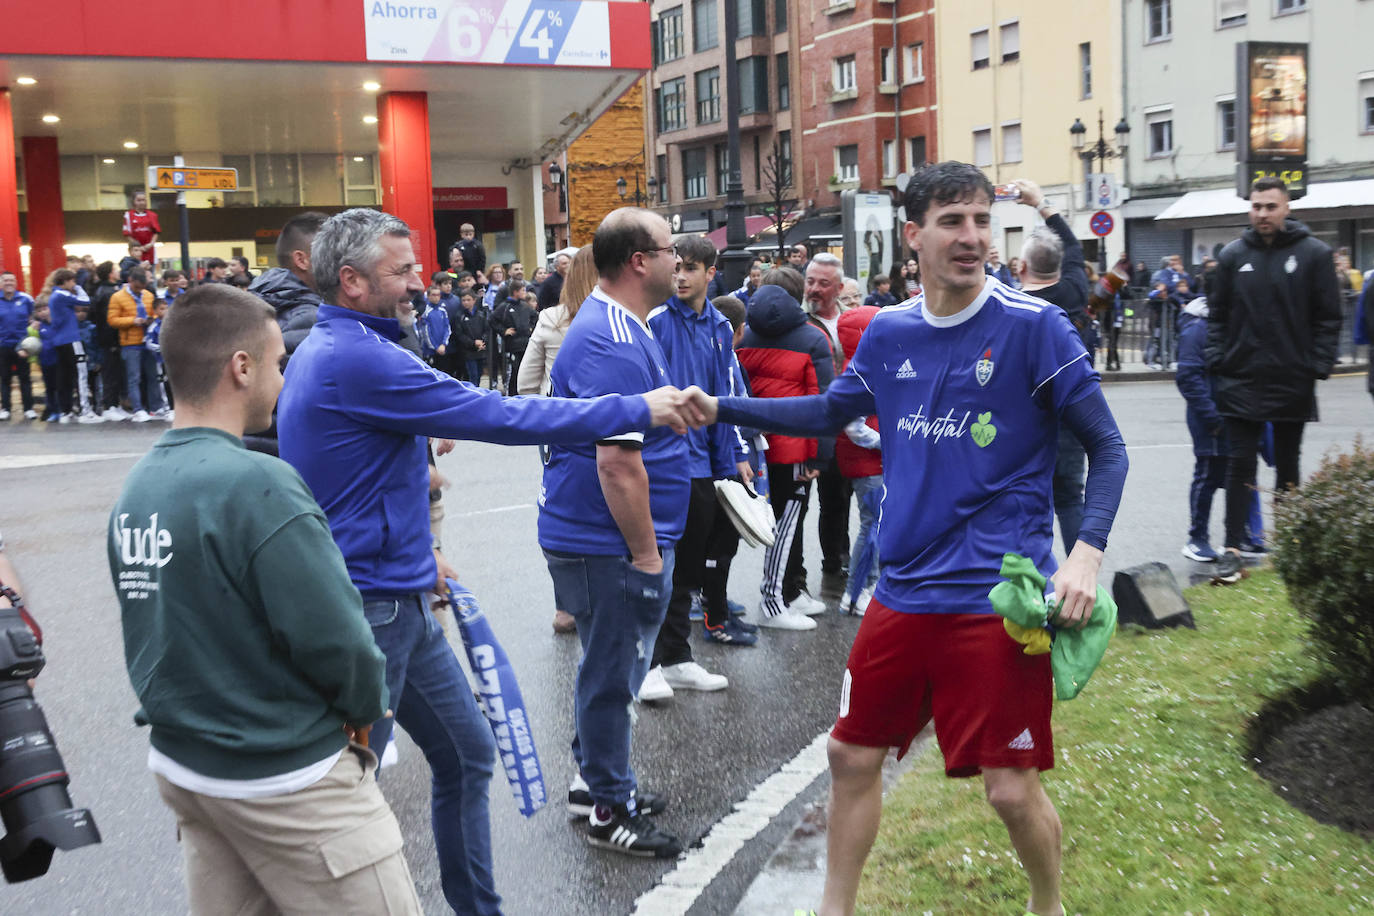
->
xmin=735 ymin=285 xmax=835 ymax=465
xmin=835 ymin=306 xmax=882 ymax=479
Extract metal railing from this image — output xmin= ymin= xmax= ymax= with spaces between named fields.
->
xmin=1095 ymin=292 xmax=1367 ymax=372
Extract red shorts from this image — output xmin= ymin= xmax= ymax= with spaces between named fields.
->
xmin=831 ymin=599 xmax=1054 ymax=777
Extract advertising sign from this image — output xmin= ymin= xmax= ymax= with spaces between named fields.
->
xmin=1088 ymin=173 xmax=1118 ymax=209
xmin=841 ymin=190 xmax=895 ymax=293
xmin=1235 ymin=41 xmax=1308 ymax=198
xmin=365 ymin=0 xmax=615 ymax=66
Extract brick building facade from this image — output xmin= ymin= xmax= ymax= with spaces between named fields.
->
xmin=643 ymin=0 xmax=802 ymax=235
xmin=797 ymin=0 xmax=938 ymax=212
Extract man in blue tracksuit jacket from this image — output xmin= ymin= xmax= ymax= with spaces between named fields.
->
xmin=647 ymin=235 xmax=757 ymax=677
xmin=277 ymin=209 xmax=691 ymax=916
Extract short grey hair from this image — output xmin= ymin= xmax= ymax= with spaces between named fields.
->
xmin=312 ymin=208 xmax=411 ymax=303
xmin=808 ymin=252 xmax=843 ymax=273
xmin=1021 ymin=228 xmax=1064 ymax=279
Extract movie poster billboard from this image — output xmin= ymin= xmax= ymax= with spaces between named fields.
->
xmin=841 ymin=190 xmax=894 ymax=293
xmin=1236 ymin=41 xmax=1308 ymax=198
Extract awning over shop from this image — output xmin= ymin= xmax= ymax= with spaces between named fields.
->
xmin=745 ymin=214 xmax=843 ymax=252
xmin=1154 ymin=179 xmax=1374 ymax=224
xmin=704 ymin=215 xmax=772 ymax=248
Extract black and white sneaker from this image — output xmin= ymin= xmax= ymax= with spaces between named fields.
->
xmin=1213 ymin=550 xmax=1245 ymax=584
xmin=568 ymin=776 xmax=667 ymax=818
xmin=586 ymin=803 xmax=682 ymax=858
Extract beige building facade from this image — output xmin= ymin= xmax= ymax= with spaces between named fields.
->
xmin=935 ymin=0 xmax=1124 ymax=265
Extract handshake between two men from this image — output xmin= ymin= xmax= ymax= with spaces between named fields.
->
xmin=641 ymin=385 xmax=722 ymax=434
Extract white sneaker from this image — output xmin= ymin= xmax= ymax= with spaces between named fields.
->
xmin=23 ymin=409 xmax=37 ymax=419
xmin=637 ymin=666 xmax=674 ymax=702
xmin=131 ymin=410 xmax=150 ymax=422
xmin=104 ymin=406 xmax=129 ymax=420
xmin=0 ymin=409 xmax=9 ymax=420
xmin=161 ymin=409 xmax=174 ymax=422
xmin=758 ymin=610 xmax=818 ymax=631
xmin=57 ymin=414 xmax=70 ymax=424
xmin=77 ymin=410 xmax=105 ymax=424
xmin=150 ymin=408 xmax=172 ymax=421
xmin=788 ymin=589 xmax=828 ymax=616
xmin=844 ymin=587 xmax=873 ymax=617
xmin=661 ymin=661 xmax=728 ymax=692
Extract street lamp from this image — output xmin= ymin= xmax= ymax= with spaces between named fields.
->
xmin=616 ymin=173 xmax=653 ymax=206
xmin=1068 ymin=109 xmax=1130 ymax=270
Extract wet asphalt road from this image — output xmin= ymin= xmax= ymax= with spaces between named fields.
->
xmin=0 ymin=374 xmax=1369 ymax=915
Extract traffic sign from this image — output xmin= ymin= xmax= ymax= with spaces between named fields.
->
xmin=147 ymin=166 xmax=238 ymax=191
xmin=1090 ymin=210 xmax=1115 ymax=237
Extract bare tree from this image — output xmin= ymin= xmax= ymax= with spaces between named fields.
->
xmin=759 ymin=138 xmax=798 ymax=264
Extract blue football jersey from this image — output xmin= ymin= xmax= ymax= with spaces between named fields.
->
xmin=537 ymin=289 xmax=690 ymax=555
xmin=825 ymin=276 xmax=1100 ymax=614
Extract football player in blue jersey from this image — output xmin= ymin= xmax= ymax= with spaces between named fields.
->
xmin=682 ymin=162 xmax=1128 ymax=916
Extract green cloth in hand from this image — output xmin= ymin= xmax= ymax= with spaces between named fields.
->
xmin=988 ymin=552 xmax=1117 ymax=700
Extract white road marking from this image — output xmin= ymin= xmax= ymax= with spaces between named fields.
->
xmin=0 ymin=453 xmax=142 ymax=470
xmin=631 ymin=729 xmax=832 ymax=915
xmin=452 ymin=503 xmax=536 ymax=518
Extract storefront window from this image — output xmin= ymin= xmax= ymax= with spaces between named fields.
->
xmin=254 ymin=153 xmax=300 ymax=207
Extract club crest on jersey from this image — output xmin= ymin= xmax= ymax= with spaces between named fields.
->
xmin=975 ymin=348 xmax=994 ymax=386
xmin=1284 ymin=255 xmax=1297 ymax=274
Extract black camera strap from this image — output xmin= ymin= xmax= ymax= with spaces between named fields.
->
xmin=0 ymin=582 xmax=41 ymax=645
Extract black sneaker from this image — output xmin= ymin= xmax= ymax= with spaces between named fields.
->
xmin=586 ymin=804 xmax=682 ymax=858
xmin=1235 ymin=540 xmax=1268 ymax=558
xmin=568 ymin=782 xmax=667 ymax=818
xmin=1213 ymin=550 xmax=1244 ymax=584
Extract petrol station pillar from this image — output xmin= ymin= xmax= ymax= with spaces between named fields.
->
xmin=0 ymin=92 xmax=24 ymax=289
xmin=20 ymin=136 xmax=65 ymax=293
xmin=377 ymin=92 xmax=436 ymax=274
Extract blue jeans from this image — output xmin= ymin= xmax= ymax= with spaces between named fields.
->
xmin=363 ymin=594 xmax=500 ymax=916
xmin=465 ymin=358 xmax=484 ymax=385
xmin=845 ymin=475 xmax=883 ymax=598
xmin=543 ymin=549 xmax=674 ymax=808
xmin=121 ymin=345 xmax=164 ymax=413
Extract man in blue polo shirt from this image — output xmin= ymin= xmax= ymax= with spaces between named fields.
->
xmin=278 ymin=208 xmax=692 ymax=914
xmin=683 ymin=162 xmax=1129 ymax=916
xmin=538 ymin=207 xmax=690 ymax=859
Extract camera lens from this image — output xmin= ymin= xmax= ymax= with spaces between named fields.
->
xmin=0 ymin=686 xmax=101 ymax=883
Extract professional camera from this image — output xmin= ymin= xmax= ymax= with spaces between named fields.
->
xmin=0 ymin=586 xmax=100 ymax=882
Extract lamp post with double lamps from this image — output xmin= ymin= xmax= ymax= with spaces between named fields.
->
xmin=616 ymin=173 xmax=656 ymax=206
xmin=1069 ymin=109 xmax=1130 ymax=271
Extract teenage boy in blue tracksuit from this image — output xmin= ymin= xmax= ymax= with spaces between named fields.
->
xmin=648 ymin=236 xmax=756 ymax=671
xmin=277 ymin=208 xmax=688 ymax=914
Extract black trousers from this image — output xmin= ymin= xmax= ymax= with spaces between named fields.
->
xmin=766 ymin=462 xmax=814 ymax=605
xmin=816 ymin=462 xmax=852 ymax=574
xmin=102 ymin=346 xmax=125 ymax=410
xmin=53 ymin=343 xmax=78 ymax=415
xmin=1223 ymin=418 xmax=1304 ymax=548
xmin=652 ymin=477 xmax=719 ymax=668
xmin=0 ymin=346 xmax=33 ymax=412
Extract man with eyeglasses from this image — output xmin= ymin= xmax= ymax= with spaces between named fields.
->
xmin=538 ymin=208 xmax=691 ymax=859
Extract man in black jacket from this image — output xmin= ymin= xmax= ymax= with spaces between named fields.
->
xmin=1206 ymin=177 xmax=1342 ymax=581
xmin=1012 ymin=179 xmax=1092 ymax=553
xmin=248 ymin=211 xmax=329 ymax=356
xmin=88 ymin=261 xmax=126 ymax=416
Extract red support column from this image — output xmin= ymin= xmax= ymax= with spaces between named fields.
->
xmin=376 ymin=92 xmax=435 ymax=274
xmin=21 ymin=136 xmax=64 ymax=292
xmin=0 ymin=92 xmax=21 ymax=290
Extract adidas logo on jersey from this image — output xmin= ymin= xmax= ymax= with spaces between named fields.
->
xmin=1008 ymin=728 xmax=1035 ymax=750
xmin=1238 ymin=263 xmax=1255 ymax=272
xmin=895 ymin=359 xmax=917 ymax=380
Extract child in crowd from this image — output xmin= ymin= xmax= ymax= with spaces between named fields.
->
xmin=144 ymin=300 xmax=172 ymax=410
xmin=118 ymin=243 xmax=143 ymax=283
xmin=74 ymin=303 xmax=104 ymax=423
xmin=31 ymin=302 xmax=59 ymax=421
xmin=419 ymin=285 xmax=451 ymax=369
xmin=863 ymin=275 xmax=897 ymax=308
xmin=161 ymin=269 xmax=186 ymax=306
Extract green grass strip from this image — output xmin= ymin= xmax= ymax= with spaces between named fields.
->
xmin=857 ymin=569 xmax=1374 ymax=914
